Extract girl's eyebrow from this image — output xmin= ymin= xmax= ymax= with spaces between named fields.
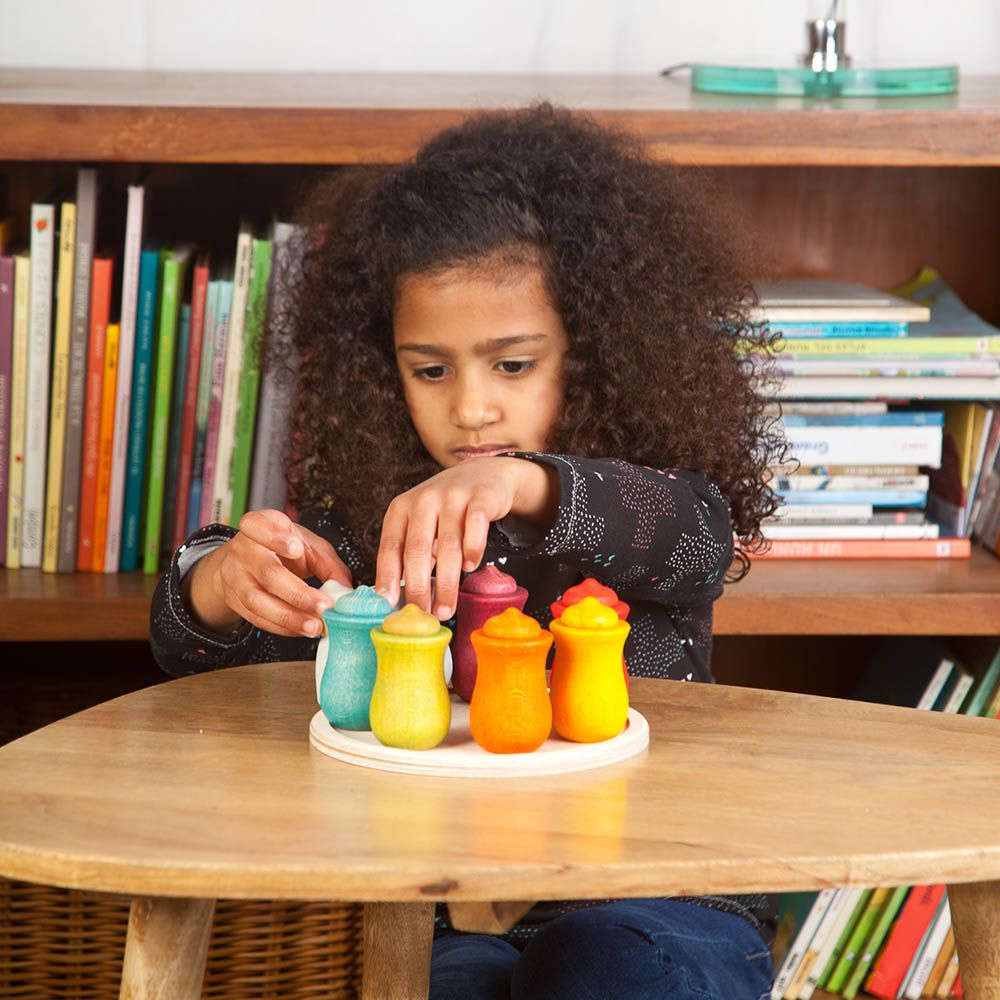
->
xmin=397 ymin=334 xmax=548 ymax=358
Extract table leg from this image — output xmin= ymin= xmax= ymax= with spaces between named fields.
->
xmin=948 ymin=880 xmax=1000 ymax=998
xmin=119 ymin=896 xmax=215 ymax=1000
xmin=362 ymin=901 xmax=436 ymax=1000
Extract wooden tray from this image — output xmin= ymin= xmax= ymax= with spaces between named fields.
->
xmin=308 ymin=697 xmax=649 ymax=778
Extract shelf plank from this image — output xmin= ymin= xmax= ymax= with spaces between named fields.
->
xmin=3 ymin=70 xmax=1000 ymax=166
xmin=716 ymin=546 xmax=1000 ymax=635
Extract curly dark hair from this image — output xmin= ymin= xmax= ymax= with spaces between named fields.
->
xmin=276 ymin=103 xmax=785 ymax=580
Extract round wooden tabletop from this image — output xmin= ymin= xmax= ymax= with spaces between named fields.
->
xmin=2 ymin=661 xmax=999 ymax=902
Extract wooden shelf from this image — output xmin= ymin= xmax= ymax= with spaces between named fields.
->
xmin=2 ymin=548 xmax=999 ymax=641
xmin=4 ymin=69 xmax=1000 ymax=166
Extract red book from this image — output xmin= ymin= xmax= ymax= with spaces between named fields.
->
xmin=754 ymin=538 xmax=971 ymax=560
xmin=865 ymin=884 xmax=946 ymax=998
xmin=75 ymin=256 xmax=113 ymax=571
xmin=170 ymin=257 xmax=209 ymax=551
xmin=952 ymin=971 xmax=964 ymax=997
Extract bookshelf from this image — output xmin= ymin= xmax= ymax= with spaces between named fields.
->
xmin=1 ymin=71 xmax=999 ymax=999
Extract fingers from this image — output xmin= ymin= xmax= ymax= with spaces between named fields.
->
xmin=375 ymin=500 xmax=407 ymax=608
xmin=432 ymin=496 xmax=467 ymax=620
xmin=238 ymin=509 xmax=303 ymax=561
xmin=462 ymin=488 xmax=493 ymax=574
xmin=400 ymin=500 xmax=438 ymax=614
xmin=292 ymin=523 xmax=353 ymax=588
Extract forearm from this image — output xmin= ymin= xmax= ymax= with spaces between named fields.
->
xmin=182 ymin=544 xmax=243 ymax=635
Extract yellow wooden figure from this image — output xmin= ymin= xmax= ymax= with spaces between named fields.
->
xmin=369 ymin=603 xmax=452 ymax=750
xmin=549 ymin=596 xmax=630 ymax=743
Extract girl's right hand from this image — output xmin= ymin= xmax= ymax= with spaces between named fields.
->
xmin=184 ymin=509 xmax=354 ymax=638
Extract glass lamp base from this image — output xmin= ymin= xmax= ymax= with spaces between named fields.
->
xmin=690 ymin=64 xmax=958 ymax=98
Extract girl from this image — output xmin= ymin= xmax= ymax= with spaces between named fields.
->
xmin=150 ymin=103 xmax=783 ymax=1000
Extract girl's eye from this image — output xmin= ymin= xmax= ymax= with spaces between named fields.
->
xmin=496 ymin=360 xmax=536 ymax=376
xmin=413 ymin=366 xmax=448 ymax=381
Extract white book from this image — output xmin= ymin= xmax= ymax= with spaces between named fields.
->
xmin=771 ymin=504 xmax=874 ymax=521
xmin=776 ymin=358 xmax=1000 ymax=377
xmin=753 ymin=279 xmax=930 ymax=323
xmin=210 ymin=227 xmax=253 ymax=526
xmin=903 ymin=898 xmax=951 ymax=999
xmin=786 ymin=889 xmax=846 ymax=1000
xmin=762 ymin=523 xmax=940 ymax=541
xmin=915 ymin=658 xmax=956 ymax=711
xmin=5 ymin=254 xmax=30 ymax=567
xmin=800 ymin=886 xmax=867 ymax=1000
xmin=941 ymin=668 xmax=974 ymax=715
xmin=21 ymin=204 xmax=55 ymax=566
xmin=777 ymin=475 xmax=929 ymax=491
xmin=779 ymin=401 xmax=889 ymax=416
xmin=771 ymin=888 xmax=837 ymax=999
xmin=776 ymin=375 xmax=1000 ymax=401
xmin=780 ymin=424 xmax=943 ymax=468
xmin=104 ymin=183 xmax=145 ymax=572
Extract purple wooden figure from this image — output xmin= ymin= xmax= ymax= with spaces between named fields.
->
xmin=451 ymin=564 xmax=528 ymax=703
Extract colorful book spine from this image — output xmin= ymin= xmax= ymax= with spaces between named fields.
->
xmin=210 ymin=229 xmax=253 ymax=526
xmin=771 ymin=887 xmax=837 ymax=998
xmin=924 ymin=928 xmax=955 ymax=998
xmin=160 ymin=303 xmax=192 ymax=562
xmin=58 ymin=167 xmax=98 ymax=572
xmin=843 ymin=885 xmax=909 ymax=999
xmin=785 ymin=888 xmax=847 ymax=998
xmin=777 ymin=490 xmax=928 ymax=507
xmin=199 ymin=280 xmax=233 ymax=527
xmin=800 ymin=886 xmax=868 ymax=998
xmin=826 ymin=887 xmax=893 ymax=994
xmin=76 ymin=255 xmax=113 ymax=570
xmin=0 ymin=254 xmax=13 ymax=563
xmin=188 ymin=280 xmax=219 ymax=536
xmin=814 ymin=887 xmax=872 ymax=992
xmin=120 ymin=249 xmax=161 ymax=572
xmin=21 ymin=203 xmax=55 ymax=567
xmin=229 ymin=237 xmax=271 ymax=524
xmin=755 ymin=538 xmax=970 ymax=560
xmin=142 ymin=247 xmax=192 ymax=574
xmin=91 ymin=322 xmax=119 ymax=572
xmin=104 ymin=184 xmax=144 ymax=572
xmin=903 ymin=897 xmax=952 ymax=999
xmin=41 ymin=201 xmax=77 ymax=573
xmin=171 ymin=258 xmax=210 ymax=551
xmin=6 ymin=254 xmax=30 ymax=568
xmin=781 ymin=426 xmax=944 ymax=469
xmin=772 ymin=321 xmax=909 ymax=339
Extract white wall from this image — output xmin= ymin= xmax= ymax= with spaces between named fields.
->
xmin=2 ymin=0 xmax=997 ymax=76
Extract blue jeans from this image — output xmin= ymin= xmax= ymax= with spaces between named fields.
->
xmin=429 ymin=898 xmax=773 ymax=1000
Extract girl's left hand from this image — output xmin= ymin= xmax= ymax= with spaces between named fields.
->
xmin=374 ymin=457 xmax=534 ymax=620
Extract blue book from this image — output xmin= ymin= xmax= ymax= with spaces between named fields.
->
xmin=120 ymin=249 xmax=161 ymax=572
xmin=781 ymin=490 xmax=928 ymax=507
xmin=161 ymin=303 xmax=191 ymax=560
xmin=773 ymin=321 xmax=908 ymax=339
xmin=780 ymin=411 xmax=944 ymax=427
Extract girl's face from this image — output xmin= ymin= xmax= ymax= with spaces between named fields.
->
xmin=393 ymin=264 xmax=569 ymax=468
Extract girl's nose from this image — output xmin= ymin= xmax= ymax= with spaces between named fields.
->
xmin=451 ymin=376 xmax=500 ymax=430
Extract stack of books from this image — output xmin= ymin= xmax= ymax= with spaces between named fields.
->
xmin=771 ymin=639 xmax=1000 ymax=1000
xmin=0 ymin=168 xmax=297 ymax=574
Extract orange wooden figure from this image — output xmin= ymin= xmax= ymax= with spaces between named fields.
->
xmin=549 ymin=596 xmax=630 ymax=743
xmin=549 ymin=577 xmax=630 ymax=688
xmin=469 ymin=607 xmax=553 ymax=754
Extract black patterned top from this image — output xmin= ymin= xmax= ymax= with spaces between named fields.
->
xmin=149 ymin=452 xmax=776 ymax=946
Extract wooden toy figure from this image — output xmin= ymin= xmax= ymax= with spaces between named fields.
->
xmin=549 ymin=596 xmax=630 ymax=743
xmin=451 ymin=564 xmax=528 ymax=702
xmin=313 ymin=579 xmax=354 ymax=701
xmin=549 ymin=577 xmax=630 ymax=689
xmin=369 ymin=604 xmax=453 ymax=750
xmin=318 ymin=585 xmax=394 ymax=730
xmin=469 ymin=607 xmax=553 ymax=754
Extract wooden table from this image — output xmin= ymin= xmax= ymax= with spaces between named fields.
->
xmin=2 ymin=662 xmax=1000 ymax=999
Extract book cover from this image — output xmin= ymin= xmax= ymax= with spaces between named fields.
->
xmin=927 ymin=403 xmax=993 ymax=536
xmin=21 ymin=203 xmax=56 ymax=567
xmin=41 ymin=201 xmax=76 ymax=573
xmin=229 ymin=236 xmax=271 ymax=524
xmin=825 ymin=887 xmax=893 ymax=995
xmin=970 ymin=408 xmax=1000 ymax=547
xmin=120 ymin=248 xmax=161 ymax=571
xmin=75 ymin=254 xmax=113 ymax=571
xmin=91 ymin=321 xmax=119 ymax=572
xmin=754 ymin=538 xmax=970 ymax=560
xmin=104 ymin=183 xmax=145 ymax=572
xmin=248 ymin=221 xmax=298 ymax=515
xmin=170 ymin=256 xmax=209 ymax=551
xmin=6 ymin=254 xmax=30 ymax=568
xmin=864 ymin=884 xmax=945 ymax=998
xmin=142 ymin=246 xmax=192 ymax=574
xmin=160 ymin=302 xmax=192 ymax=562
xmin=842 ymin=885 xmax=908 ymax=999
xmin=779 ymin=421 xmax=944 ymax=470
xmin=57 ymin=167 xmax=98 ymax=572
xmin=199 ymin=279 xmax=233 ymax=527
xmin=771 ymin=888 xmax=837 ymax=999
xmin=188 ymin=279 xmax=219 ymax=535
xmin=0 ymin=254 xmax=13 ymax=563
xmin=210 ymin=228 xmax=253 ymax=526
xmin=753 ymin=278 xmax=930 ymax=323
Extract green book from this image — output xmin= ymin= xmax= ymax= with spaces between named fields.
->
xmin=963 ymin=647 xmax=1000 ymax=717
xmin=825 ymin=887 xmax=890 ymax=994
xmin=160 ymin=302 xmax=191 ymax=562
xmin=142 ymin=246 xmax=193 ymax=574
xmin=228 ymin=237 xmax=271 ymax=524
xmin=817 ymin=888 xmax=872 ymax=989
xmin=842 ymin=886 xmax=908 ymax=999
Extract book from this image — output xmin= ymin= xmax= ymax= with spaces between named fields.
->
xmin=762 ymin=524 xmax=940 ymax=541
xmin=771 ymin=510 xmax=927 ymax=527
xmin=771 ymin=887 xmax=837 ymax=998
xmin=188 ymin=279 xmax=219 ymax=536
xmin=142 ymin=246 xmax=192 ymax=574
xmin=776 ymin=375 xmax=1000 ymax=401
xmin=229 ymin=236 xmax=271 ymax=524
xmin=171 ymin=256 xmax=209 ymax=552
xmin=959 ymin=647 xmax=1000 ymax=718
xmin=775 ymin=491 xmax=929 ymax=508
xmin=120 ymin=248 xmax=161 ymax=572
xmin=199 ymin=279 xmax=233 ymax=527
xmin=853 ymin=639 xmax=955 ymax=711
xmin=927 ymin=403 xmax=994 ymax=536
xmin=6 ymin=254 xmax=29 ymax=568
xmin=813 ymin=888 xmax=872 ymax=992
xmin=970 ymin=409 xmax=1000 ymax=547
xmin=57 ymin=167 xmax=98 ymax=572
xmin=826 ymin=887 xmax=894 ymax=995
xmin=777 ymin=474 xmax=930 ymax=491
xmin=799 ymin=887 xmax=865 ymax=999
xmin=91 ymin=322 xmax=119 ymax=572
xmin=21 ymin=203 xmax=56 ymax=567
xmin=75 ymin=254 xmax=113 ymax=571
xmin=755 ymin=538 xmax=970 ymax=559
xmin=160 ymin=302 xmax=192 ymax=562
xmin=753 ymin=279 xmax=931 ymax=323
xmin=924 ymin=928 xmax=955 ymax=998
xmin=211 ymin=228 xmax=253 ymax=526
xmin=774 ymin=331 xmax=1000 ymax=356
xmin=936 ymin=947 xmax=961 ymax=997
xmin=864 ymin=884 xmax=946 ymax=998
xmin=778 ymin=414 xmax=944 ymax=469
xmin=902 ymin=897 xmax=951 ymax=999
xmin=785 ymin=888 xmax=848 ymax=998
xmin=0 ymin=254 xmax=12 ymax=564
xmin=41 ymin=201 xmax=76 ymax=573
xmin=771 ymin=321 xmax=910 ymax=340
xmin=843 ymin=885 xmax=909 ymax=999
xmin=104 ymin=183 xmax=145 ymax=572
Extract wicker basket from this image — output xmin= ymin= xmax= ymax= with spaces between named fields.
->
xmin=0 ymin=878 xmax=363 ymax=998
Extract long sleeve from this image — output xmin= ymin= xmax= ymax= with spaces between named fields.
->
xmin=149 ymin=512 xmax=367 ymax=678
